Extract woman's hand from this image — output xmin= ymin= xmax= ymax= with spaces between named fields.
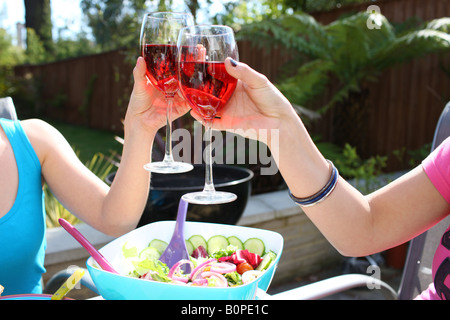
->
xmin=125 ymin=57 xmax=191 ymax=134
xmin=190 ymin=58 xmax=298 ymax=144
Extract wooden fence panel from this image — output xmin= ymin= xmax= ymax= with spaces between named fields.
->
xmin=14 ymin=50 xmax=132 ymax=132
xmin=308 ymin=0 xmax=450 ymax=169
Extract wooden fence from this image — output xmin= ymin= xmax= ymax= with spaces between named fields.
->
xmin=327 ymin=0 xmax=450 ymax=169
xmin=13 ymin=0 xmax=450 ymax=171
xmin=14 ymin=50 xmax=133 ymax=132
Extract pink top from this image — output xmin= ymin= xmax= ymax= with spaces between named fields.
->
xmin=416 ymin=136 xmax=450 ymax=300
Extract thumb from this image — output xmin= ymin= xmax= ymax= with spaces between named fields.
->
xmin=224 ymin=58 xmax=269 ymax=90
xmin=133 ymin=56 xmax=148 ymax=87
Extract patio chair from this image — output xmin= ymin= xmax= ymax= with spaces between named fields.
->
xmin=397 ymin=101 xmax=450 ymax=300
xmin=0 ymin=97 xmax=18 ymax=120
xmin=43 ymin=269 xmax=99 ymax=296
xmin=259 ymin=101 xmax=450 ymax=300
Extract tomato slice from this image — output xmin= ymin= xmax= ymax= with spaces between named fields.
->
xmin=236 ymin=262 xmax=254 ymax=275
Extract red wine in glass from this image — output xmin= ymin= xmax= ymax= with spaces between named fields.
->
xmin=143 ymin=44 xmax=179 ymax=97
xmin=140 ymin=12 xmax=194 ymax=174
xmin=177 ymin=25 xmax=239 ymax=205
xmin=179 ymin=61 xmax=237 ymax=121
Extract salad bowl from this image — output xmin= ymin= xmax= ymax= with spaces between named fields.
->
xmin=86 ymin=221 xmax=283 ymax=300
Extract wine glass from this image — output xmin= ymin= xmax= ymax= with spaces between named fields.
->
xmin=140 ymin=12 xmax=194 ymax=173
xmin=177 ymin=25 xmax=239 ymax=204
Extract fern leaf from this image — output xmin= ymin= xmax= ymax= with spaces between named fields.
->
xmin=426 ymin=17 xmax=450 ymax=33
xmin=277 ymin=59 xmax=333 ymax=106
xmin=373 ymin=29 xmax=450 ymax=70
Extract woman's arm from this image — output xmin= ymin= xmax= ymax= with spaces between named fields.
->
xmin=267 ymin=113 xmax=449 ymax=256
xmin=26 ymin=57 xmax=190 ymax=236
xmin=207 ymin=59 xmax=450 ymax=256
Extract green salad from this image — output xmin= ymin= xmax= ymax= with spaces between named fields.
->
xmin=122 ymin=234 xmax=277 ymax=287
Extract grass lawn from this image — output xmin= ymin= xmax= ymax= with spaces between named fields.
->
xmin=47 ymin=120 xmax=123 ymax=164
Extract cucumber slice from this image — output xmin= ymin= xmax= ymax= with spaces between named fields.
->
xmin=188 ymin=235 xmax=208 ymax=251
xmin=185 ymin=239 xmax=194 ymax=256
xmin=227 ymin=236 xmax=244 ymax=250
xmin=244 ymin=238 xmax=265 ymax=256
xmin=256 ymin=251 xmax=277 ymax=271
xmin=148 ymin=239 xmax=168 ymax=254
xmin=139 ymin=247 xmax=161 ymax=260
xmin=207 ymin=235 xmax=229 ymax=255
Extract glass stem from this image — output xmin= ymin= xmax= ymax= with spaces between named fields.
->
xmin=163 ymin=96 xmax=174 ymax=163
xmin=203 ymin=120 xmax=215 ymax=194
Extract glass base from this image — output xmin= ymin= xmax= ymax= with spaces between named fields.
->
xmin=143 ymin=161 xmax=193 ymax=174
xmin=181 ymin=191 xmax=237 ymax=205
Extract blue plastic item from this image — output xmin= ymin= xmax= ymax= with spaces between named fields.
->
xmin=86 ymin=221 xmax=283 ymax=300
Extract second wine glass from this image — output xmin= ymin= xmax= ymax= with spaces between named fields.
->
xmin=177 ymin=25 xmax=239 ymax=204
xmin=140 ymin=12 xmax=194 ymax=174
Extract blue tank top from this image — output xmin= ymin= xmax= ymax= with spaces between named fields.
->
xmin=0 ymin=119 xmax=46 ymax=295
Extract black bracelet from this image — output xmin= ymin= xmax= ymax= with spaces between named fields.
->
xmin=289 ymin=160 xmax=339 ymax=207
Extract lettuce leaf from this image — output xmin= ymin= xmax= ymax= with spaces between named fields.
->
xmin=211 ymin=245 xmax=238 ymax=260
xmin=122 ymin=242 xmax=138 ymax=259
xmin=225 ymin=271 xmax=243 ymax=286
xmin=132 ymin=258 xmax=171 ymax=282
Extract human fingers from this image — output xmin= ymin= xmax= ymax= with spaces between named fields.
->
xmin=133 ymin=57 xmax=147 ymax=86
xmin=225 ymin=57 xmax=293 ymax=120
xmin=224 ymin=58 xmax=270 ymax=90
xmin=130 ymin=57 xmax=163 ymax=109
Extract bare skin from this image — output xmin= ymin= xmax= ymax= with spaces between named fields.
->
xmin=0 ymin=57 xmax=190 ymax=237
xmin=191 ymin=58 xmax=449 ymax=257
